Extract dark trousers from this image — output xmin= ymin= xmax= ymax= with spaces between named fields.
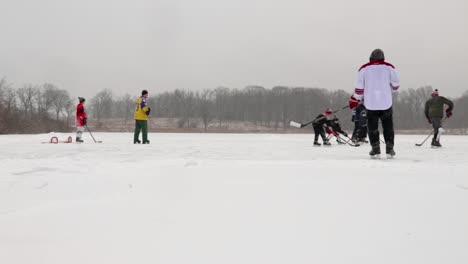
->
xmin=430 ymin=117 xmax=442 ymax=142
xmin=367 ymin=107 xmax=394 ymax=147
xmin=352 ymin=121 xmax=367 ymax=140
xmin=134 ymin=120 xmax=148 ymax=143
xmin=313 ymin=125 xmax=327 ymax=142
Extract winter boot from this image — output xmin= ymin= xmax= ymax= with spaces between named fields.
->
xmin=386 ymin=144 xmax=395 ymax=158
xmin=323 ymin=140 xmax=331 ymax=146
xmin=76 ymin=137 xmax=84 ymax=143
xmin=143 ymin=140 xmax=150 ymax=144
xmin=313 ymin=141 xmax=321 ymax=146
xmin=431 ymin=137 xmax=441 ymax=147
xmin=369 ymin=144 xmax=381 ymax=158
xmin=134 ymin=139 xmax=141 ymax=144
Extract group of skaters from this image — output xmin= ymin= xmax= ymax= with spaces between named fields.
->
xmin=74 ymin=49 xmax=455 ymax=157
xmin=311 ymin=48 xmax=454 ymax=157
xmin=311 ymin=105 xmax=366 ymax=147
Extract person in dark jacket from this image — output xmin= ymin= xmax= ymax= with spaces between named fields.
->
xmin=424 ymin=89 xmax=454 ymax=147
xmin=327 ymin=116 xmax=349 ymax=144
xmin=312 ymin=108 xmax=333 ymax=146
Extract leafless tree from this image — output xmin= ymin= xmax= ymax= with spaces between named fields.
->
xmin=213 ymin=87 xmax=230 ymax=126
xmin=51 ymin=88 xmax=71 ymax=121
xmin=197 ymin=89 xmax=214 ymax=131
xmin=114 ymin=93 xmax=134 ymax=124
xmin=90 ymin=89 xmax=113 ymax=125
xmin=16 ymin=85 xmax=38 ymax=117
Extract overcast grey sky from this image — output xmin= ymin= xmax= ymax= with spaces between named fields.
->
xmin=0 ymin=0 xmax=467 ymax=98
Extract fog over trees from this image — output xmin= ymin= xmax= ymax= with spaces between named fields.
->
xmin=1 ymin=77 xmax=467 ymax=134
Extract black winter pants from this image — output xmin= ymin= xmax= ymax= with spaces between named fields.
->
xmin=430 ymin=117 xmax=442 ymax=142
xmin=367 ymin=107 xmax=394 ymax=147
xmin=313 ymin=125 xmax=327 ymax=143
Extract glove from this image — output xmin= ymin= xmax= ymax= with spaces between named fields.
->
xmin=446 ymin=109 xmax=452 ymax=118
xmin=83 ymin=118 xmax=87 ymax=125
xmin=349 ymin=96 xmax=360 ymax=110
xmin=343 ymin=132 xmax=348 ymax=137
xmin=146 ymin=107 xmax=151 ymax=115
xmin=427 ymin=118 xmax=432 ymax=124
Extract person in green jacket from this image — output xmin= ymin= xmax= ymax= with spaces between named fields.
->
xmin=134 ymin=90 xmax=151 ymax=144
xmin=424 ymin=89 xmax=454 ymax=147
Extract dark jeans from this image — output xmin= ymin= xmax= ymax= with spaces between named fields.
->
xmin=134 ymin=120 xmax=148 ymax=143
xmin=352 ymin=121 xmax=367 ymax=140
xmin=367 ymin=107 xmax=394 ymax=147
xmin=313 ymin=125 xmax=327 ymax=142
xmin=430 ymin=117 xmax=442 ymax=142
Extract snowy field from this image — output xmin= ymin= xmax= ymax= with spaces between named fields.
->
xmin=1 ymin=132 xmax=468 ymax=264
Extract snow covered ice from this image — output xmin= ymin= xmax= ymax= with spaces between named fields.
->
xmin=1 ymin=133 xmax=468 ymax=264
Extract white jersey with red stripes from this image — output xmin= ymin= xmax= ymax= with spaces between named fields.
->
xmin=353 ymin=61 xmax=400 ymax=110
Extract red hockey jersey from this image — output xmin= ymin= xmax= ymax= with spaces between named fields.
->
xmin=76 ymin=103 xmax=87 ymax=127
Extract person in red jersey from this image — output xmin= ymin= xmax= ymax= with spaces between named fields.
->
xmin=76 ymin=97 xmax=87 ymax=143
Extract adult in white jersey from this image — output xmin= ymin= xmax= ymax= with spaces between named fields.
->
xmin=349 ymin=49 xmax=400 ymax=157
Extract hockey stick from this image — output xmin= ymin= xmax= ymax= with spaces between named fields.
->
xmin=339 ymin=135 xmax=360 ymax=147
xmin=415 ymin=131 xmax=435 ymax=147
xmin=415 ymin=117 xmax=447 ymax=147
xmin=289 ymin=104 xmax=350 ymax=128
xmin=85 ymin=125 xmax=103 ymax=143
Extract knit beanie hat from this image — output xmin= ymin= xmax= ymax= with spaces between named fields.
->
xmin=369 ymin=49 xmax=385 ymax=61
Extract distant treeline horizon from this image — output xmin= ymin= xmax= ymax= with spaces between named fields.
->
xmin=1 ymin=78 xmax=467 ymax=134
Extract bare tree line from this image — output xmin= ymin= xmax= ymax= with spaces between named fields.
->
xmin=152 ymin=85 xmax=468 ymax=131
xmin=1 ymin=77 xmax=467 ymax=134
xmin=0 ymin=79 xmax=73 ymax=133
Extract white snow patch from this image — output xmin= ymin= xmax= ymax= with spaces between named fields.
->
xmin=1 ymin=133 xmax=468 ymax=264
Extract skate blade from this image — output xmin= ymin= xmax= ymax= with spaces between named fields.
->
xmin=370 ymin=154 xmax=381 ymax=159
xmin=387 ymin=154 xmax=395 ymax=159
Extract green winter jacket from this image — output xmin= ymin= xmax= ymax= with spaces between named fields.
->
xmin=424 ymin=96 xmax=454 ymax=119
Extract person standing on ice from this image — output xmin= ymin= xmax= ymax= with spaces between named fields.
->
xmin=424 ymin=89 xmax=454 ymax=147
xmin=75 ymin=97 xmax=87 ymax=143
xmin=312 ymin=108 xmax=333 ymax=146
xmin=349 ymin=49 xmax=400 ymax=157
xmin=134 ymin=89 xmax=151 ymax=144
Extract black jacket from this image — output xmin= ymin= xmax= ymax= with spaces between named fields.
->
xmin=330 ymin=118 xmax=345 ymax=134
xmin=312 ymin=114 xmax=332 ymax=128
xmin=424 ymin=96 xmax=454 ymax=119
